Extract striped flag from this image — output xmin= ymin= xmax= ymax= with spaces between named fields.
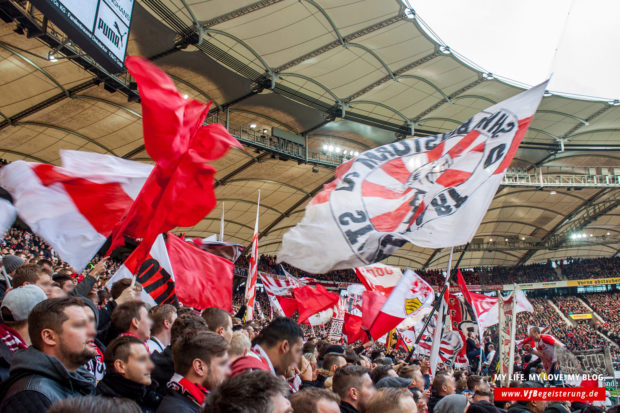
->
xmin=244 ymin=191 xmax=260 ymax=320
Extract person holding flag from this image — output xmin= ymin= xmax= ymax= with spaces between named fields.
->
xmin=520 ymin=326 xmax=565 ymax=384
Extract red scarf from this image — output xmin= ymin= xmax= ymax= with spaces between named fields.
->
xmin=0 ymin=324 xmax=27 ymax=353
xmin=168 ymin=373 xmax=209 ymax=406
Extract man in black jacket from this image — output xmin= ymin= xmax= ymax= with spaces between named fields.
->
xmin=157 ymin=331 xmax=230 ymax=412
xmin=0 ymin=297 xmax=98 ymax=412
xmin=332 ymin=365 xmax=376 ymax=413
xmin=97 ymin=335 xmax=162 ymax=412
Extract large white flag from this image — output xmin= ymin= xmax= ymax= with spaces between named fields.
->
xmin=355 ymin=263 xmax=403 ymax=296
xmin=0 ymin=150 xmax=152 ymax=271
xmin=475 ymin=287 xmax=534 ymax=329
xmin=278 ymin=82 xmax=547 ymax=273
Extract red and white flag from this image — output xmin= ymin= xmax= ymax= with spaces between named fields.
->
xmin=259 ymin=271 xmax=299 ymax=317
xmin=355 ymin=263 xmax=403 ymax=296
xmin=473 ymin=287 xmax=534 ymax=329
xmin=108 ymin=233 xmax=233 ymax=310
xmin=368 ymin=269 xmax=435 ymax=340
xmin=0 ymin=150 xmax=152 ymax=271
xmin=293 ymin=284 xmax=339 ymax=325
xmin=244 ymin=191 xmax=260 ymax=320
xmin=278 ymin=82 xmax=547 ymax=273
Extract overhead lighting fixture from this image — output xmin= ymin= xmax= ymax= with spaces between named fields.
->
xmin=543 ymin=90 xmax=553 ymax=97
xmin=549 ymin=190 xmax=557 ymax=195
xmin=262 ymin=129 xmax=268 ymax=134
xmin=354 ymin=151 xmax=359 ymax=156
xmin=505 ymin=238 xmax=508 ymax=242
xmin=328 ymin=145 xmax=334 ymax=152
xmin=482 ymin=72 xmax=494 ymax=80
xmin=250 ymin=123 xmax=257 ymax=129
xmin=439 ymin=45 xmax=451 ymax=54
xmin=182 ymin=94 xmax=188 ymax=99
xmin=609 ymin=99 xmax=620 ymax=106
xmin=47 ymin=51 xmax=58 ymax=62
xmin=521 ymin=237 xmax=525 ymax=241
xmin=404 ymin=8 xmax=415 ymax=19
xmin=489 ymin=238 xmax=493 ymax=242
xmin=323 ymin=144 xmax=328 ymax=151
xmin=607 ymin=232 xmax=610 ymax=235
xmin=335 ymin=146 xmax=340 ymax=153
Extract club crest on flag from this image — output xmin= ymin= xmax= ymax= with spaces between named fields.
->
xmin=405 ymin=297 xmax=422 ymax=315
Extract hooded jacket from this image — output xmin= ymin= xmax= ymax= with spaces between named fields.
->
xmin=97 ymin=372 xmax=162 ymax=413
xmin=0 ymin=346 xmax=96 ymax=413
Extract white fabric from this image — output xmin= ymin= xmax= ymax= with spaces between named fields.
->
xmin=0 ymin=198 xmax=16 ymax=239
xmin=0 ymin=151 xmax=151 ymax=271
xmin=355 ymin=263 xmax=403 ymax=295
xmin=477 ymin=287 xmax=534 ymax=329
xmin=278 ymin=82 xmax=547 ymax=273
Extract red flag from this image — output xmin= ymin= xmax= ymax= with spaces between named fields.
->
xmin=361 ymin=290 xmax=387 ymax=331
xmin=166 ymin=233 xmax=233 ymax=312
xmin=277 ymin=296 xmax=298 ymax=318
xmin=342 ymin=313 xmax=368 ymax=344
xmin=293 ymin=284 xmax=339 ymax=324
xmin=457 ymin=270 xmax=474 ymax=304
xmin=108 ymin=56 xmax=242 ymax=262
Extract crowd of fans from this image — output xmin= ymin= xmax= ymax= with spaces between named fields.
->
xmin=243 ymin=255 xmax=620 ymax=288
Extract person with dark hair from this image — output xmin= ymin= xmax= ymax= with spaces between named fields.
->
xmin=332 ymin=365 xmax=376 ymax=413
xmin=157 ymin=332 xmax=230 ymax=412
xmin=203 ymin=370 xmax=292 ymax=413
xmin=202 ymin=307 xmax=233 ymax=344
xmin=0 ymin=284 xmax=47 ymax=380
xmin=307 ymin=352 xmax=347 ymax=389
xmin=53 ymin=274 xmax=75 ymax=294
xmin=152 ymin=314 xmax=209 ymax=398
xmin=112 ymin=300 xmax=153 ymax=342
xmin=148 ymin=304 xmax=178 ymax=354
xmin=0 ymin=297 xmax=97 ymax=413
xmin=366 ymin=387 xmax=417 ymax=413
xmin=47 ymin=395 xmax=142 ymax=413
xmin=97 ymin=335 xmax=161 ymax=412
xmin=370 ymin=364 xmax=397 ymax=385
xmin=97 ymin=278 xmax=143 ymax=344
xmin=230 ymin=317 xmax=304 ymax=377
xmin=82 ymin=298 xmax=107 ymax=383
xmin=36 ymin=258 xmax=53 ymax=273
xmin=12 ymin=263 xmax=53 ymax=297
xmin=290 ymin=387 xmax=340 ymax=413
xmin=428 ymin=373 xmax=456 ymax=413
xmin=468 ymin=383 xmax=500 ymax=413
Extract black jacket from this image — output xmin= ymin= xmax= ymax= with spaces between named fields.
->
xmin=156 ymin=388 xmax=202 ymax=413
xmin=151 ymin=347 xmax=175 ymax=397
xmin=340 ymin=401 xmax=360 ymax=413
xmin=0 ymin=347 xmax=95 ymax=413
xmin=507 ymin=404 xmax=536 ymax=413
xmin=97 ymin=372 xmax=162 ymax=413
xmin=428 ymin=394 xmax=444 ymax=413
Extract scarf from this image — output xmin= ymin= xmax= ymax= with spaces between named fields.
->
xmin=0 ymin=323 xmax=27 ymax=353
xmin=167 ymin=373 xmax=209 ymax=406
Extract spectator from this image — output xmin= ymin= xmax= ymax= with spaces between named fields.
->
xmin=0 ymin=254 xmax=24 ymax=300
xmin=202 ymin=307 xmax=233 ymax=344
xmin=112 ymin=300 xmax=153 ymax=342
xmin=366 ymin=387 xmax=417 ymax=413
xmin=229 ymin=331 xmax=252 ymax=363
xmin=310 ymin=352 xmax=347 ymax=389
xmin=148 ymin=304 xmax=178 ymax=354
xmin=434 ymin=394 xmax=469 ymax=413
xmin=370 ymin=364 xmax=397 ymax=384
xmin=428 ymin=373 xmax=456 ymax=413
xmin=12 ymin=263 xmax=53 ymax=297
xmin=230 ymin=317 xmax=303 ymax=377
xmin=0 ymin=297 xmax=97 ymax=412
xmin=0 ymin=284 xmax=47 ymax=380
xmin=152 ymin=314 xmax=209 ymax=398
xmin=203 ymin=370 xmax=292 ymax=413
xmin=97 ymin=335 xmax=161 ymax=412
xmin=157 ymin=332 xmax=230 ymax=412
xmin=468 ymin=383 xmax=499 ymax=413
xmin=53 ymin=274 xmax=75 ymax=294
xmin=332 ymin=365 xmax=376 ymax=413
xmin=290 ymin=387 xmax=341 ymax=413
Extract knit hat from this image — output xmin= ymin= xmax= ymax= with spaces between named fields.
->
xmin=468 ymin=400 xmax=499 ymax=413
xmin=2 ymin=255 xmax=24 ymax=274
xmin=376 ymin=376 xmax=412 ymax=389
xmin=434 ymin=394 xmax=469 ymax=413
xmin=1 ymin=284 xmax=47 ymax=321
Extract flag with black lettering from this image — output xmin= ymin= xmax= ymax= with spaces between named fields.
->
xmin=107 ymin=234 xmax=178 ymax=306
xmin=278 ymin=82 xmax=548 ymax=273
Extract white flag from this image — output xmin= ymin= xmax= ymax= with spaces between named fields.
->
xmin=278 ymin=82 xmax=548 ymax=273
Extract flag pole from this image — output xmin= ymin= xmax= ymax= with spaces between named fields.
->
xmin=429 ymin=247 xmax=453 ymax=376
xmin=219 ymin=202 xmax=225 ymax=242
xmin=405 ymin=243 xmax=468 ymax=363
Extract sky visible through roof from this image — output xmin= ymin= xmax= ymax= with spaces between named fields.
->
xmin=408 ymin=0 xmax=620 ymax=101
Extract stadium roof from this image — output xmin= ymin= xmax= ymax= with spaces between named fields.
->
xmin=0 ymin=0 xmax=619 ymax=271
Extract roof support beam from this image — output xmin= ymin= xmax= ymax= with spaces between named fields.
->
xmin=199 ymin=0 xmax=285 ymax=27
xmin=516 ymin=189 xmax=609 ymax=266
xmin=413 ymin=78 xmax=483 ymax=122
xmin=0 ymin=79 xmax=97 ymax=131
xmin=275 ymin=15 xmax=404 ymax=72
xmin=215 ymin=152 xmax=271 ymax=187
